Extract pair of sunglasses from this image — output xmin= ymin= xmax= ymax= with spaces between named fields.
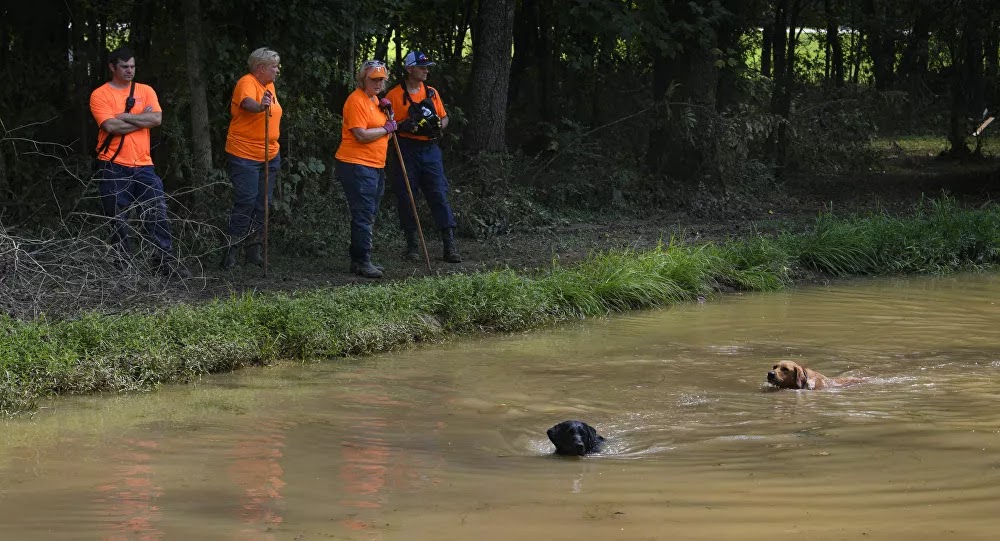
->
xmin=364 ymin=60 xmax=388 ymax=80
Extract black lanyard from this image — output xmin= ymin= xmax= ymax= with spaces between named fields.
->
xmin=97 ymin=81 xmax=137 ymax=164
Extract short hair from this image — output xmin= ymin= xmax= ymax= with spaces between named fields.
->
xmin=108 ymin=47 xmax=135 ymax=66
xmin=248 ymin=47 xmax=280 ymax=73
xmin=354 ymin=60 xmax=388 ymax=90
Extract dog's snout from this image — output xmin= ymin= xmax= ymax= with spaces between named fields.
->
xmin=767 ymin=371 xmax=776 ymax=380
xmin=573 ymin=442 xmax=586 ymax=455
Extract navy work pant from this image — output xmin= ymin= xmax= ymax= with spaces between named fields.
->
xmin=388 ymin=137 xmax=456 ymax=233
xmin=96 ymin=161 xmax=174 ymax=254
xmin=336 ymin=159 xmax=385 ymax=262
xmin=226 ymin=152 xmax=280 ymax=241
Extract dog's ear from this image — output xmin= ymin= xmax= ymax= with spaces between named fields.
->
xmin=795 ymin=366 xmax=808 ymax=389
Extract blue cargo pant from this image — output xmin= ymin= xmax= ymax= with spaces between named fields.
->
xmin=96 ymin=161 xmax=174 ymax=255
xmin=388 ymin=137 xmax=456 ymax=233
xmin=226 ymin=152 xmax=280 ymax=241
xmin=336 ymin=159 xmax=385 ymax=262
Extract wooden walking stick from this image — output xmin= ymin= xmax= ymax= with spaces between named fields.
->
xmin=381 ymin=102 xmax=432 ymax=272
xmin=391 ymin=133 xmax=432 ymax=272
xmin=263 ymin=96 xmax=271 ymax=277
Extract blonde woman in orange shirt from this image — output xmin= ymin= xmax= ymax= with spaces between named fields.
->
xmin=333 ymin=60 xmax=397 ymax=278
xmin=221 ymin=47 xmax=283 ymax=270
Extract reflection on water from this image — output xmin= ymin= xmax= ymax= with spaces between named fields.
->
xmin=1 ymin=273 xmax=1000 ymax=540
xmin=227 ymin=418 xmax=290 ymax=540
xmin=95 ymin=439 xmax=163 ymax=540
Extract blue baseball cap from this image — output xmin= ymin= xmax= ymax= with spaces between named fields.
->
xmin=403 ymin=50 xmax=436 ymax=67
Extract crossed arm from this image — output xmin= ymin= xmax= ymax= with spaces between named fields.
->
xmin=100 ymin=107 xmax=161 ymax=135
xmin=350 ymin=126 xmax=390 ymax=144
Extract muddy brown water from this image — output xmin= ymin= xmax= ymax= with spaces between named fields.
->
xmin=2 ymin=274 xmax=999 ymax=540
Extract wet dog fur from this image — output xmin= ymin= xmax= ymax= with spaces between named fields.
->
xmin=766 ymin=360 xmax=863 ymax=390
xmin=547 ymin=420 xmax=605 ymax=455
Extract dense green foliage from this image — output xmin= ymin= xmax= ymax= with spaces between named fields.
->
xmin=3 ymin=198 xmax=998 ymax=415
xmin=1 ymin=0 xmax=998 ymax=237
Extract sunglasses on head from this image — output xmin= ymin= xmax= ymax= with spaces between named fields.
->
xmin=363 ymin=60 xmax=386 ymax=68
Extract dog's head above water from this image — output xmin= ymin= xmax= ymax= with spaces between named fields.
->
xmin=767 ymin=360 xmax=813 ymax=389
xmin=547 ymin=420 xmax=605 ymax=456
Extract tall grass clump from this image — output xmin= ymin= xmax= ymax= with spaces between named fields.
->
xmin=785 ymin=197 xmax=1000 ymax=275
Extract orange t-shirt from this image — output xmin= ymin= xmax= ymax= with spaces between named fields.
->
xmin=225 ymin=74 xmax=282 ymax=161
xmin=90 ymin=82 xmax=161 ymax=166
xmin=335 ymin=88 xmax=390 ymax=168
xmin=385 ymin=83 xmax=447 ymax=141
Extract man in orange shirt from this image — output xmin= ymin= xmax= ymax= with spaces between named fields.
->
xmin=384 ymin=50 xmax=461 ymax=263
xmin=90 ymin=47 xmax=190 ymax=279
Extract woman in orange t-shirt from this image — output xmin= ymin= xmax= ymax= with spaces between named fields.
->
xmin=221 ymin=47 xmax=283 ymax=270
xmin=334 ymin=60 xmax=398 ymax=278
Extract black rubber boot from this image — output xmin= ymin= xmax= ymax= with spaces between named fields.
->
xmin=403 ymin=230 xmax=420 ymax=261
xmin=350 ymin=259 xmax=384 ymax=278
xmin=155 ymin=253 xmax=193 ymax=279
xmin=221 ymin=245 xmax=239 ymax=270
xmin=441 ymin=228 xmax=462 ymax=263
xmin=245 ymin=243 xmax=264 ymax=267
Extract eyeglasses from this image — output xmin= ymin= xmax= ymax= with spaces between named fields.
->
xmin=363 ymin=60 xmax=386 ymax=68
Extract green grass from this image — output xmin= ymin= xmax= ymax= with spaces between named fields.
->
xmin=2 ymin=197 xmax=999 ymax=415
xmin=876 ymin=134 xmax=1000 ymax=158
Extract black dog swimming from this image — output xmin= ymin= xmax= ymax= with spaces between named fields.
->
xmin=546 ymin=420 xmax=605 ymax=456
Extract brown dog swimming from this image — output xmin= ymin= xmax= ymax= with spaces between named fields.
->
xmin=766 ymin=360 xmax=863 ymax=390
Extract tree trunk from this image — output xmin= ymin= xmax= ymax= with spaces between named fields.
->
xmin=182 ymin=0 xmax=213 ymax=183
xmin=509 ymin=0 xmax=556 ymax=120
xmin=899 ymin=7 xmax=932 ymax=95
xmin=509 ymin=0 xmax=536 ymax=111
xmin=463 ymin=0 xmax=516 ymax=153
xmin=395 ymin=28 xmax=402 ymax=68
xmin=68 ymin=1 xmax=95 ymax=166
xmin=824 ymin=0 xmax=844 ymax=87
xmin=761 ymin=24 xmax=772 ymax=77
xmin=862 ymin=0 xmax=894 ymax=90
xmin=851 ymin=30 xmax=864 ymax=84
xmin=948 ymin=4 xmax=987 ymax=156
xmin=0 ymin=143 xmax=8 ymax=202
xmin=129 ymin=0 xmax=155 ymax=63
xmin=984 ymin=27 xmax=998 ymax=78
xmin=715 ymin=0 xmax=748 ymax=111
xmin=646 ymin=1 xmax=721 ymax=179
xmin=452 ymin=0 xmax=475 ymax=64
xmin=768 ymin=0 xmax=797 ymax=171
xmin=0 ymin=7 xmax=9 ymax=73
xmin=374 ymin=25 xmax=392 ymax=61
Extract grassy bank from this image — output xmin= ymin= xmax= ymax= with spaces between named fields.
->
xmin=2 ymin=198 xmax=998 ymax=414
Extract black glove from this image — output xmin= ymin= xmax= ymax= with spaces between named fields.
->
xmin=413 ymin=114 xmax=441 ymax=136
xmin=399 ymin=119 xmax=417 ymax=133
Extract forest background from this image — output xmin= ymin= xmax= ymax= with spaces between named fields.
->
xmin=1 ymin=0 xmax=998 ymax=316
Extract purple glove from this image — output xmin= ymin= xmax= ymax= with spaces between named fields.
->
xmin=378 ymin=97 xmax=392 ymax=110
xmin=383 ymin=120 xmax=397 ymax=133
